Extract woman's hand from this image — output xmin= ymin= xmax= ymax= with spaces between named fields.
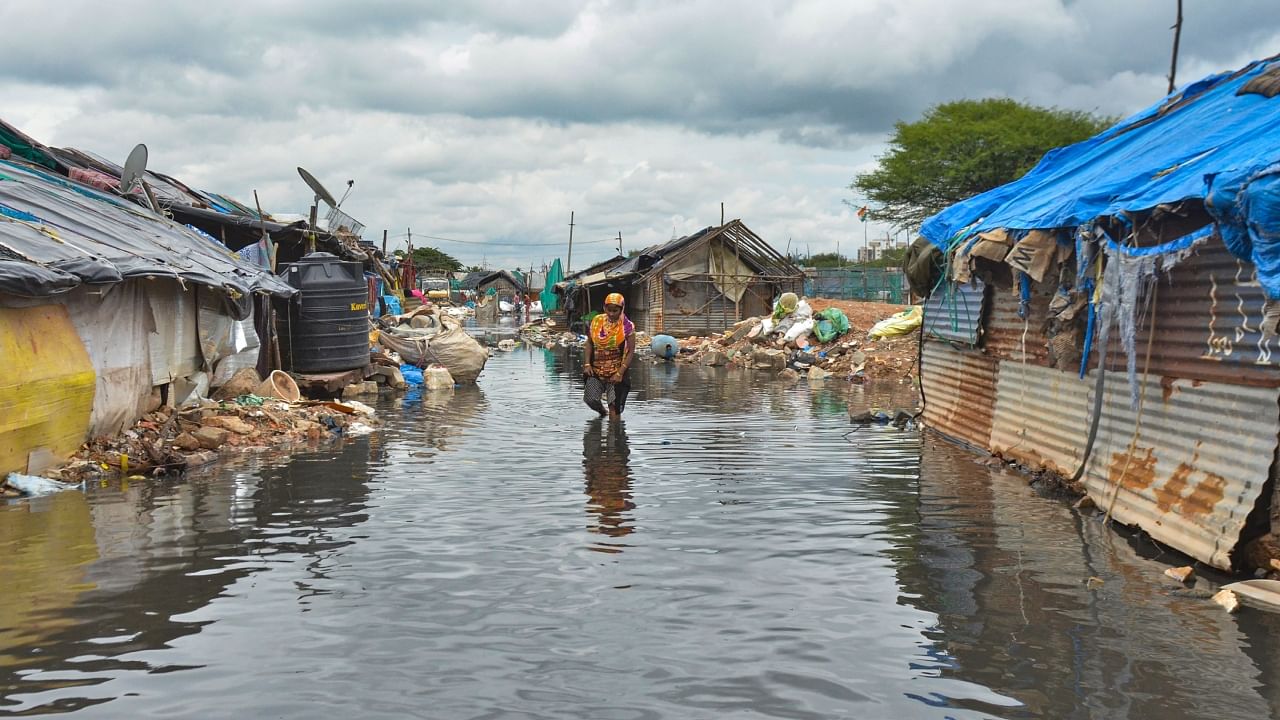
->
xmin=583 ymin=363 xmax=594 ymax=378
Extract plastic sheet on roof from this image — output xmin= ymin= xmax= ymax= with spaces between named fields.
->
xmin=920 ymin=56 xmax=1280 ymax=295
xmin=0 ymin=160 xmax=294 ymax=306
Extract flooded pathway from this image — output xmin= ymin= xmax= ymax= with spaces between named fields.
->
xmin=3 ymin=349 xmax=1279 ymax=718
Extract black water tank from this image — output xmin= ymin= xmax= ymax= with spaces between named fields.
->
xmin=276 ymin=253 xmax=370 ymax=373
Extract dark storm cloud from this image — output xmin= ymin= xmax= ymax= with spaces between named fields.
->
xmin=4 ymin=1 xmax=1280 ymax=269
xmin=6 ymin=1 xmax=1277 ymax=141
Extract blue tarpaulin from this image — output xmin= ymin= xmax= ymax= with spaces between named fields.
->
xmin=920 ymin=55 xmax=1280 ymax=296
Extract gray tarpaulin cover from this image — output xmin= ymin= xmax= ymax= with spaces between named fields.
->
xmin=0 ymin=160 xmax=293 ymax=306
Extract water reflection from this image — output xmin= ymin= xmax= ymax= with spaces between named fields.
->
xmin=403 ymin=383 xmax=488 ymax=458
xmin=894 ymin=438 xmax=1280 ymax=719
xmin=0 ymin=436 xmax=377 ymax=715
xmin=3 ymin=351 xmax=1280 ymax=719
xmin=582 ymin=418 xmax=634 ymax=551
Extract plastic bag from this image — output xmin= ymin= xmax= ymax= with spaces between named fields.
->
xmin=868 ymin=306 xmax=923 ymax=339
xmin=783 ymin=317 xmax=815 ymax=343
xmin=813 ymin=308 xmax=850 ymax=343
xmin=399 ymin=364 xmax=424 ymax=386
xmin=426 ymin=316 xmax=488 ymax=383
xmin=5 ymin=473 xmax=79 ymax=497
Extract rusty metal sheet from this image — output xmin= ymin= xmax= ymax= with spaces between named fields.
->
xmin=923 ymin=279 xmax=986 ymax=345
xmin=985 ymin=282 xmax=1054 ymax=366
xmin=1105 ymin=238 xmax=1280 ymax=387
xmin=921 ymin=340 xmax=997 ymax=451
xmin=1082 ymin=375 xmax=1279 ymax=569
xmin=990 ymin=360 xmax=1092 ymax=477
xmin=645 ymin=276 xmax=664 ymax=335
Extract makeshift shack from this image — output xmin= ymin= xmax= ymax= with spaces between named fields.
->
xmin=0 ymin=133 xmax=293 ymax=477
xmin=915 ymin=54 xmax=1280 ymax=572
xmin=559 ymin=220 xmax=803 ymax=335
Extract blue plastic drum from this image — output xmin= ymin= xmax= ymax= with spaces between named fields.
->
xmin=650 ymin=334 xmax=678 ymax=360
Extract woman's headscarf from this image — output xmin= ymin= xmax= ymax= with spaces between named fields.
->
xmin=592 ymin=292 xmax=634 ymax=353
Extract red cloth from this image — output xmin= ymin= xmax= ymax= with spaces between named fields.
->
xmin=69 ymin=167 xmax=120 ymax=192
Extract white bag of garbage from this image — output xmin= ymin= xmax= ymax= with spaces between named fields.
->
xmin=424 ymin=365 xmax=455 ymax=389
xmin=428 ymin=316 xmax=488 ymax=384
xmin=6 ymin=473 xmax=80 ymax=497
xmin=783 ymin=317 xmax=815 ymax=343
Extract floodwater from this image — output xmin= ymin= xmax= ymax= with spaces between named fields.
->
xmin=3 ymin=348 xmax=1279 ymax=719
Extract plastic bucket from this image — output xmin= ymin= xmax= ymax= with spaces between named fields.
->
xmin=256 ymin=370 xmax=301 ymax=403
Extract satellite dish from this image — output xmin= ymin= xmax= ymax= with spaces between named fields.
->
xmin=297 ymin=166 xmax=337 ymax=208
xmin=120 ymin=144 xmax=148 ymax=194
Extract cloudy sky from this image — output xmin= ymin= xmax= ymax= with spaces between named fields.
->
xmin=4 ymin=0 xmax=1278 ymax=271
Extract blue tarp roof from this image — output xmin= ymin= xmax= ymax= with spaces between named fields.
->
xmin=920 ymin=55 xmax=1280 ymax=295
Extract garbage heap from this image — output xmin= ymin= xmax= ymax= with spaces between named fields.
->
xmin=663 ymin=297 xmax=923 ymax=383
xmin=518 ymin=317 xmax=587 ymax=349
xmin=3 ymin=394 xmax=379 ymax=492
xmin=373 ymin=304 xmax=489 ymax=386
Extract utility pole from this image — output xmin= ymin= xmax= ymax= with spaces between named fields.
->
xmin=407 ymin=227 xmax=412 ymax=255
xmin=567 ymin=211 xmax=575 ymax=274
xmin=720 ymin=202 xmax=725 ymax=227
xmin=382 ymin=229 xmax=387 ymax=256
xmin=1168 ymin=0 xmax=1184 ymax=94
xmin=617 ymin=231 xmax=623 ymax=256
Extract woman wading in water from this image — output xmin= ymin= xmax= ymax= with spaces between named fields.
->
xmin=583 ymin=293 xmax=636 ymax=419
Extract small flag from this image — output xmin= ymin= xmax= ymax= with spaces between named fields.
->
xmin=857 ymin=206 xmax=869 ymax=222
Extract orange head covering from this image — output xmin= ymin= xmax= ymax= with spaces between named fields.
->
xmin=604 ymin=292 xmax=625 ymax=308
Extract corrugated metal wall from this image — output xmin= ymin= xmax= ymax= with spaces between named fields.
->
xmin=1083 ymin=375 xmax=1279 ymax=569
xmin=922 ymin=280 xmax=987 ymax=345
xmin=921 ymin=236 xmax=1280 ymax=570
xmin=985 ymin=286 xmax=1054 ymax=366
xmin=1109 ymin=242 xmax=1280 ymax=387
xmin=990 ymin=361 xmax=1092 ymax=477
xmin=921 ymin=341 xmax=997 ymax=451
xmin=645 ymin=276 xmax=664 ymax=335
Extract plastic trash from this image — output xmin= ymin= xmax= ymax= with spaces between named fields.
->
xmin=1221 ymin=579 xmax=1280 ymax=611
xmin=650 ymin=334 xmax=678 ymax=359
xmin=399 ymin=364 xmax=424 ymax=386
xmin=424 ymin=365 xmax=455 ymax=390
xmin=813 ymin=308 xmax=851 ymax=343
xmin=256 ymin=370 xmax=301 ymax=402
xmin=5 ymin=473 xmax=80 ymax=497
xmin=783 ymin=317 xmax=815 ymax=343
xmin=868 ymin=306 xmax=923 ymax=339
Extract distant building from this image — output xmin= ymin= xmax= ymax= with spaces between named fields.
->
xmin=556 ymin=219 xmax=804 ymax=335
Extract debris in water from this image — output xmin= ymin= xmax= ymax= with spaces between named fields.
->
xmin=1212 ymin=589 xmax=1242 ymax=614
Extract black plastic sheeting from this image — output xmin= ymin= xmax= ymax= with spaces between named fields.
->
xmin=0 ymin=160 xmax=295 ymax=309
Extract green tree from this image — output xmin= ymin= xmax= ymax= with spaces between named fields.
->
xmin=409 ymin=246 xmax=462 ymax=273
xmin=805 ymin=252 xmax=849 ymax=268
xmin=852 ymin=98 xmax=1115 ymax=229
xmin=858 ymin=246 xmax=908 ymax=269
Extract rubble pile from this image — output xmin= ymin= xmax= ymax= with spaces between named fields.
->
xmin=5 ymin=396 xmax=378 ymax=489
xmin=664 ymin=298 xmax=922 ymax=383
xmin=519 ymin=317 xmax=587 ymax=349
